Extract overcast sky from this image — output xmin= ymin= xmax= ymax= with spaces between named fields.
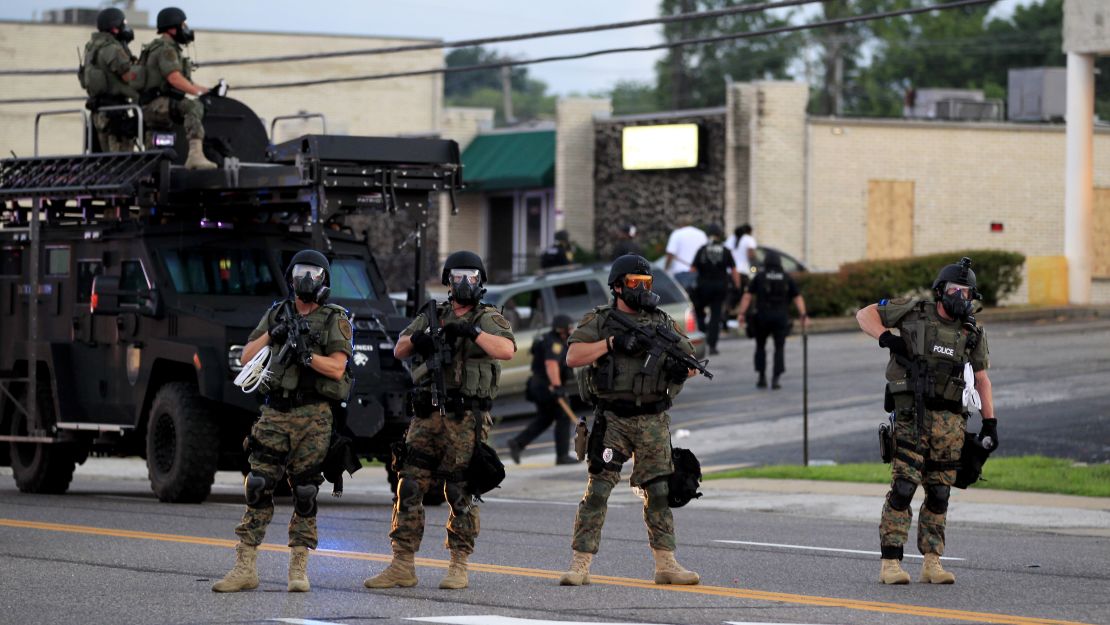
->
xmin=3 ymin=0 xmax=1033 ymax=96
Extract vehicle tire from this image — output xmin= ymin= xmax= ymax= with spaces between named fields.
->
xmin=146 ymin=382 xmax=220 ymax=503
xmin=9 ymin=384 xmax=77 ymax=494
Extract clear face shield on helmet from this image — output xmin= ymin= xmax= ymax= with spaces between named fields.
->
xmin=448 ymin=268 xmax=485 ymax=304
xmin=290 ymin=263 xmax=327 ymax=303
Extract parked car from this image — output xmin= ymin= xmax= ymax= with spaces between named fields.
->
xmin=483 ymin=264 xmax=707 ymax=397
xmin=749 ymin=246 xmax=808 ymax=275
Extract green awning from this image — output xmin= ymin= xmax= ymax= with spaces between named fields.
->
xmin=461 ymin=130 xmax=555 ymax=192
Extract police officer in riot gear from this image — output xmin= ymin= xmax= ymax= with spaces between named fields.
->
xmin=856 ymin=257 xmax=996 ymax=585
xmin=540 ymin=230 xmax=574 ymax=269
xmin=366 ymin=250 xmax=515 ymax=591
xmin=81 ymin=7 xmax=140 ymax=153
xmin=559 ymin=254 xmax=700 ymax=587
xmin=691 ymin=224 xmax=739 ymax=355
xmin=508 ymin=314 xmax=578 ymax=465
xmin=213 ymin=249 xmax=353 ymax=593
xmin=737 ymin=250 xmax=808 ymax=389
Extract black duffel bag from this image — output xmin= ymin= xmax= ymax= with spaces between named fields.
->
xmin=464 ymin=413 xmax=505 ymax=497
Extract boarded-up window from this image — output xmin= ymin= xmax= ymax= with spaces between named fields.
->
xmin=1095 ymin=188 xmax=1110 ymax=278
xmin=866 ymin=180 xmax=915 ymax=260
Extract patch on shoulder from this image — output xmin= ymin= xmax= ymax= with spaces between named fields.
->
xmin=491 ymin=314 xmax=511 ymax=330
xmin=671 ymin=319 xmax=688 ymax=337
xmin=551 ymin=342 xmax=563 ymax=355
xmin=578 ymin=311 xmax=597 ymax=327
xmin=338 ymin=317 xmax=353 ymax=341
xmin=888 ymin=296 xmax=912 ymax=305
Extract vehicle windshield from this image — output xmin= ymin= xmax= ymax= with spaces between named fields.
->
xmin=163 ymin=248 xmax=279 ymax=296
xmin=329 ymin=258 xmax=378 ymax=301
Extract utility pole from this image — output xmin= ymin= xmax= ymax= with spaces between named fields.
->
xmin=500 ymin=65 xmax=516 ymax=125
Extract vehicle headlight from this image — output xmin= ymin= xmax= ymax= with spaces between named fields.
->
xmin=228 ymin=345 xmax=244 ymax=373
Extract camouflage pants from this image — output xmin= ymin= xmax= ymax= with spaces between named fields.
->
xmin=142 ymin=96 xmax=204 ymax=139
xmin=93 ymin=111 xmax=134 ymax=152
xmin=880 ymin=407 xmax=964 ymax=557
xmin=391 ymin=409 xmax=491 ymax=555
xmin=235 ymin=402 xmax=332 ymax=549
xmin=571 ymin=410 xmax=676 ymax=554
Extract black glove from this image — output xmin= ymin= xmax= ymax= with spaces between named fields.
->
xmin=410 ymin=331 xmax=436 ymax=358
xmin=978 ymin=418 xmax=998 ymax=452
xmin=878 ymin=330 xmax=910 ymax=359
xmin=665 ymin=358 xmax=691 ymax=384
xmin=299 ymin=349 xmax=314 ymax=368
xmin=268 ymin=321 xmax=289 ymax=344
xmin=444 ymin=321 xmax=481 ymax=342
xmin=611 ymin=331 xmax=648 ymax=356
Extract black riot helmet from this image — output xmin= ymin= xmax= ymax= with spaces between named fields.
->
xmin=156 ymin=7 xmax=194 ymax=44
xmin=552 ymin=313 xmax=575 ymax=333
xmin=667 ymin=447 xmax=704 ymax=508
xmin=286 ymin=249 xmax=331 ymax=304
xmin=441 ymin=250 xmax=487 ymax=305
xmin=706 ymin=224 xmax=724 ymax=241
xmin=762 ymin=249 xmax=783 ymax=270
xmin=607 ymin=254 xmax=659 ymax=312
xmin=932 ymin=257 xmax=977 ymax=320
xmin=96 ymin=8 xmax=133 ymax=42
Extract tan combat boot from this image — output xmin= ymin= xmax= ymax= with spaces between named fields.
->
xmin=652 ymin=548 xmax=700 ymax=585
xmin=920 ymin=553 xmax=956 ymax=584
xmin=185 ymin=138 xmax=217 ymax=170
xmin=558 ymin=551 xmax=593 ymax=586
xmin=364 ymin=550 xmax=418 ymax=588
xmin=879 ymin=558 xmax=911 ymax=584
xmin=438 ymin=550 xmax=469 ymax=589
xmin=212 ymin=543 xmax=260 ymax=592
xmin=287 ymin=546 xmax=310 ymax=592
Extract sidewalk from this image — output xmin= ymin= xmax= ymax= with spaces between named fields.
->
xmin=801 ymin=303 xmax=1110 ymax=335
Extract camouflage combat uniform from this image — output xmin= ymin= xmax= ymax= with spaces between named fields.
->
xmin=236 ymin=302 xmax=353 ymax=549
xmin=81 ymin=31 xmax=140 ymax=152
xmin=569 ymin=305 xmax=694 ymax=554
xmin=391 ymin=302 xmax=515 ymax=556
xmin=877 ymin=297 xmax=989 ymax=559
xmin=139 ymin=36 xmax=205 ymax=140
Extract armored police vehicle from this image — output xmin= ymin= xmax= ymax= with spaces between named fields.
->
xmin=0 ymin=98 xmax=461 ymax=502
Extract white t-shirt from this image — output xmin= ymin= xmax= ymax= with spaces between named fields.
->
xmin=665 ymin=226 xmax=708 ymax=273
xmin=724 ymin=233 xmax=758 ymax=274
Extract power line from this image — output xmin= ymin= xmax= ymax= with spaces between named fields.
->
xmin=0 ymin=0 xmax=828 ymax=77
xmin=0 ymin=0 xmax=1000 ymax=105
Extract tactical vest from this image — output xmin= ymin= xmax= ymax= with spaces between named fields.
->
xmin=579 ymin=305 xmax=681 ymax=403
xmin=81 ymin=33 xmax=139 ymax=99
xmin=263 ymin=302 xmax=352 ymax=401
xmin=412 ymin=302 xmax=502 ymax=399
xmin=885 ymin=300 xmax=974 ymax=405
xmin=753 ymin=270 xmax=790 ymax=316
xmin=138 ymin=37 xmax=189 ymax=95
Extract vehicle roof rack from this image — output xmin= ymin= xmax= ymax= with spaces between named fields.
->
xmin=0 ymin=150 xmax=169 ymax=202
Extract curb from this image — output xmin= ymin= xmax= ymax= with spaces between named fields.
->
xmin=799 ymin=304 xmax=1110 ymax=335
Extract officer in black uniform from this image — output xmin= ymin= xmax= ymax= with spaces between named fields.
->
xmin=737 ymin=250 xmax=808 ymax=389
xmin=691 ymin=224 xmax=739 ymax=355
xmin=508 ymin=314 xmax=578 ymax=465
xmin=540 ymin=230 xmax=574 ymax=269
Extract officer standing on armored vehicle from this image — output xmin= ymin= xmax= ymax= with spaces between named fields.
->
xmin=508 ymin=313 xmax=578 ymax=465
xmin=212 ymin=250 xmax=353 ymax=593
xmin=559 ymin=254 xmax=701 ymax=587
xmin=365 ymin=251 xmax=515 ymax=591
xmin=139 ymin=7 xmax=217 ymax=170
xmin=856 ymin=257 xmax=996 ymax=585
xmin=81 ymin=8 xmax=140 ymax=153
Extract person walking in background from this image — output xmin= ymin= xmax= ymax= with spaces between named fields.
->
xmin=691 ymin=224 xmax=738 ymax=356
xmin=508 ymin=314 xmax=579 ymax=465
xmin=723 ymin=224 xmax=757 ymax=321
xmin=663 ymin=216 xmax=707 ymax=294
xmin=541 ymin=230 xmax=575 ymax=269
xmin=611 ymin=223 xmax=643 ymax=260
xmin=736 ymin=250 xmax=807 ymax=389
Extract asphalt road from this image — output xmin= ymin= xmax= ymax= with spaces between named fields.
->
xmin=494 ymin=317 xmax=1110 ymax=468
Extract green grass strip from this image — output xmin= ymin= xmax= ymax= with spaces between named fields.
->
xmin=704 ymin=455 xmax=1110 ymax=498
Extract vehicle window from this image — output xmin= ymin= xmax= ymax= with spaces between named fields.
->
xmin=119 ymin=260 xmax=148 ymax=306
xmin=779 ymin=254 xmax=802 ymax=273
xmin=163 ymin=248 xmax=279 ymax=296
xmin=76 ymin=260 xmax=103 ymax=303
xmin=0 ymin=247 xmax=21 ymax=276
xmin=650 ymin=269 xmax=686 ymax=305
xmin=46 ymin=247 xmax=70 ymax=276
xmin=552 ymin=280 xmax=607 ymax=319
xmin=330 ymin=259 xmax=378 ymax=301
xmin=501 ymin=288 xmax=546 ymax=330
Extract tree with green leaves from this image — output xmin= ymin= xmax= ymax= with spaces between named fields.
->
xmin=445 ymin=47 xmax=556 ymax=124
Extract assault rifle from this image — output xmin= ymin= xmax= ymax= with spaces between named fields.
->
xmin=606 ymin=310 xmax=713 ymax=380
xmin=419 ymin=299 xmax=453 ymax=416
xmin=274 ymin=298 xmax=318 ymax=367
xmin=892 ymin=353 xmax=929 ymax=450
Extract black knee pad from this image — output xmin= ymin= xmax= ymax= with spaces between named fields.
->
xmin=924 ymin=484 xmax=951 ymax=514
xmin=583 ymin=480 xmax=613 ymax=508
xmin=644 ymin=480 xmax=670 ymax=513
xmin=244 ymin=472 xmax=276 ymax=509
xmin=397 ymin=476 xmax=424 ymax=510
xmin=292 ymin=483 xmax=319 ymax=517
xmin=445 ymin=481 xmax=471 ymax=514
xmin=887 ymin=478 xmax=918 ymax=511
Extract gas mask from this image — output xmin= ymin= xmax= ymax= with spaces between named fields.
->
xmin=617 ymin=273 xmax=660 ymax=312
xmin=939 ymin=281 xmax=973 ymax=320
xmin=116 ymin=23 xmax=135 ymax=43
xmin=173 ymin=24 xmax=195 ymax=45
xmin=448 ymin=268 xmax=485 ymax=305
xmin=290 ymin=263 xmax=329 ymax=304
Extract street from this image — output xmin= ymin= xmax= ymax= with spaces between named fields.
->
xmin=2 ymin=317 xmax=1109 ymax=625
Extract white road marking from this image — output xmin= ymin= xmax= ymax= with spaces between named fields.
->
xmin=407 ymin=617 xmax=669 ymax=625
xmin=713 ymin=540 xmax=966 ymax=561
xmin=271 ymin=619 xmax=348 ymax=625
xmin=725 ymin=622 xmax=848 ymax=625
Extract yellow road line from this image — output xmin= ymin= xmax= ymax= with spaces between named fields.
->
xmin=0 ymin=518 xmax=1093 ymax=625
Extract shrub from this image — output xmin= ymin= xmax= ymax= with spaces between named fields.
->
xmin=797 ymin=250 xmax=1025 ymax=317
